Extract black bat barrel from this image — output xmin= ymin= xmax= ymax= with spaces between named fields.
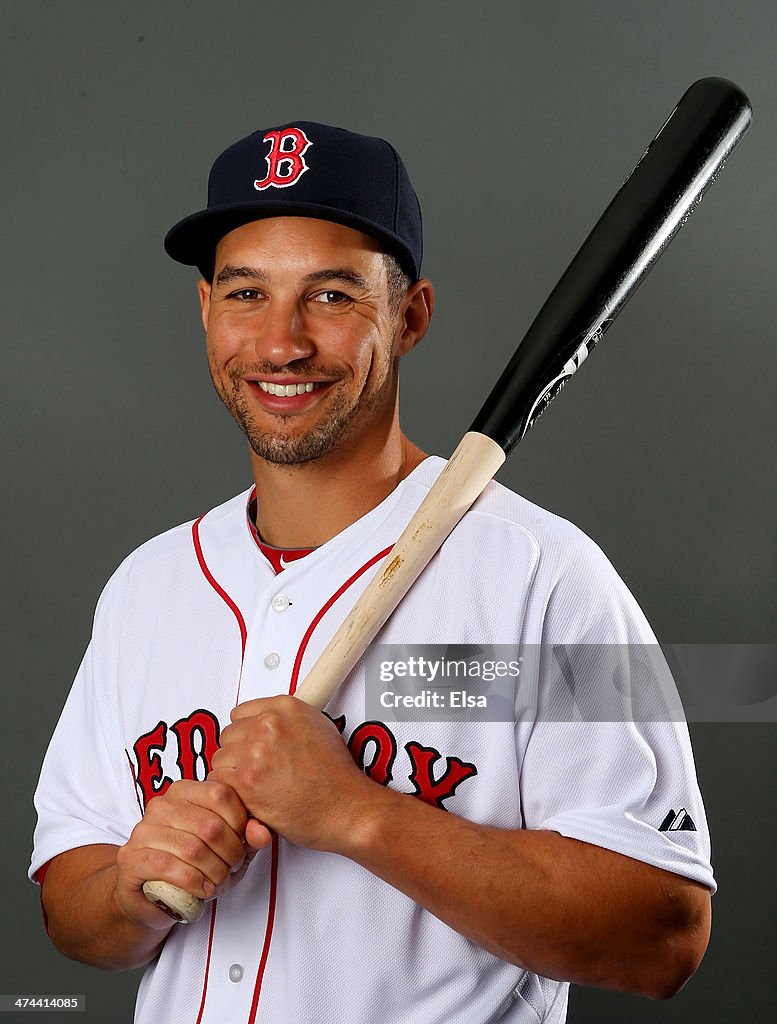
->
xmin=469 ymin=77 xmax=752 ymax=457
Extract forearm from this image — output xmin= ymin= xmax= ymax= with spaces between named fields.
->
xmin=42 ymin=845 xmax=175 ymax=971
xmin=208 ymin=696 xmax=710 ymax=997
xmin=334 ymin=782 xmax=710 ymax=998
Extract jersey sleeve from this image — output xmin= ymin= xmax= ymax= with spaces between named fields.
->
xmin=518 ymin=531 xmax=716 ymax=892
xmin=29 ymin=557 xmax=142 ymax=883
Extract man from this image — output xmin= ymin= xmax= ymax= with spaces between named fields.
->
xmin=31 ymin=122 xmax=714 ymax=1023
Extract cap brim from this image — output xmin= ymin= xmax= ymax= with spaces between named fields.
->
xmin=164 ymin=201 xmax=418 ymax=280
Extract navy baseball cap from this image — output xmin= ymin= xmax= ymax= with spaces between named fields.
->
xmin=164 ymin=121 xmax=423 ymax=281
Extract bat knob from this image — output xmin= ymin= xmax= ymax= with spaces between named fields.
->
xmin=142 ymin=880 xmax=205 ymax=924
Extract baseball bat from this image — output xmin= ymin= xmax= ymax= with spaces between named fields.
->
xmin=143 ymin=77 xmax=751 ymax=923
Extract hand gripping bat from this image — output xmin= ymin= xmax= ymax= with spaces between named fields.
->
xmin=142 ymin=77 xmax=751 ymax=923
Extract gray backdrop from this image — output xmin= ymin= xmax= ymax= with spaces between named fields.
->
xmin=2 ymin=0 xmax=774 ymax=1020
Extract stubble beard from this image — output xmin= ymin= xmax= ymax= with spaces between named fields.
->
xmin=211 ymin=352 xmax=396 ymax=466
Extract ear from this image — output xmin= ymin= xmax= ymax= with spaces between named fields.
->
xmin=395 ymin=278 xmax=435 ymax=357
xmin=197 ymin=278 xmax=212 ymax=332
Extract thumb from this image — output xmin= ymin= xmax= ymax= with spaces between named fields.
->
xmin=245 ymin=818 xmax=274 ymax=850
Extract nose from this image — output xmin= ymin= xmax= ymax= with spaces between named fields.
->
xmin=251 ymin=294 xmax=316 ymax=367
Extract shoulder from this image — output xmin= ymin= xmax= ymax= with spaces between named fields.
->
xmin=475 ymin=476 xmax=656 ymax=642
xmin=96 ymin=486 xmax=253 ymax=605
xmin=409 ymin=456 xmax=611 ymax=574
xmin=407 ymin=457 xmax=654 ymax=642
xmin=476 ymin=473 xmax=596 ymax=549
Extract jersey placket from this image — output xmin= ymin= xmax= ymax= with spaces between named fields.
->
xmin=239 ymin=576 xmax=300 ymax=704
xmin=200 ymin=562 xmax=307 ymax=1022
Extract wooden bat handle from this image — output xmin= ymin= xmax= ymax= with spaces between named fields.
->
xmin=296 ymin=432 xmax=506 ymax=706
xmin=143 ymin=431 xmax=506 ymax=923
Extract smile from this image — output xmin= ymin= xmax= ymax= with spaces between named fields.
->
xmin=256 ymin=381 xmax=328 ymax=396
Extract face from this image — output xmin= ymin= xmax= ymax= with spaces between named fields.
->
xmin=198 ymin=217 xmax=421 ymax=466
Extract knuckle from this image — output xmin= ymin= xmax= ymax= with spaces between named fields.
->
xmin=206 ymin=780 xmax=233 ymax=805
xmin=145 ymin=847 xmax=178 ymax=878
xmin=198 ymin=814 xmax=223 ymax=844
xmin=176 ymin=834 xmax=206 ymax=862
xmin=180 ymin=863 xmax=205 ymax=894
xmin=167 ymin=779 xmax=196 ymax=799
xmin=146 ymin=780 xmax=193 ymax=817
xmin=140 ymin=797 xmax=166 ymax=824
xmin=126 ymin=818 xmax=159 ymax=851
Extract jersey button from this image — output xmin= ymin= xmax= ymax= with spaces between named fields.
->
xmin=271 ymin=593 xmax=291 ymax=612
xmin=264 ymin=652 xmax=281 ymax=670
xmin=228 ymin=963 xmax=244 ymax=983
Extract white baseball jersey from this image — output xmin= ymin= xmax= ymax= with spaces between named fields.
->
xmin=30 ymin=456 xmax=715 ymax=1023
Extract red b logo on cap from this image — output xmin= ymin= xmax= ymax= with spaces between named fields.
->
xmin=254 ymin=127 xmax=312 ymax=191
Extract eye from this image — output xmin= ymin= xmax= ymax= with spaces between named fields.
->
xmin=228 ymin=288 xmax=264 ymax=302
xmin=311 ymin=289 xmax=352 ymax=306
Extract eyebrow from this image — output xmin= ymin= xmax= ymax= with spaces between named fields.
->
xmin=214 ymin=264 xmax=370 ymax=291
xmin=214 ymin=265 xmax=269 ymax=287
xmin=301 ymin=268 xmax=370 ymax=290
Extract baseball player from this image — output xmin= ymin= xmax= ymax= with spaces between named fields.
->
xmin=30 ymin=122 xmax=714 ymax=1023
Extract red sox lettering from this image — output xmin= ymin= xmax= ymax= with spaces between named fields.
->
xmin=132 ymin=709 xmax=221 ymax=805
xmin=329 ymin=715 xmax=478 ymax=808
xmin=130 ymin=709 xmax=478 ymax=813
xmin=253 ymin=127 xmax=313 ymax=191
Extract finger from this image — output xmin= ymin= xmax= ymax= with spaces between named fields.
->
xmin=157 ymin=778 xmax=250 ymax=838
xmin=120 ymin=830 xmax=226 ymax=902
xmin=208 ymin=752 xmax=249 ymax=778
xmin=147 ymin=823 xmax=243 ymax=890
xmin=215 ymin=718 xmax=260 ymax=748
xmin=229 ymin=698 xmax=269 ymax=721
xmin=151 ymin=798 xmax=248 ymax=860
xmin=227 ymin=842 xmax=262 ymax=885
xmin=197 ymin=779 xmax=250 ymax=836
xmin=230 ymin=695 xmax=295 ymax=721
xmin=245 ymin=819 xmax=274 ymax=850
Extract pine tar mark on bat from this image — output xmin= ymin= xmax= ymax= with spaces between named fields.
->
xmin=381 ymin=555 xmax=403 ymax=584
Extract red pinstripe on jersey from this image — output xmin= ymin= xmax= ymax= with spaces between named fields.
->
xmin=195 ymin=904 xmax=219 ymax=1024
xmin=193 ymin=515 xmax=248 ymax=658
xmin=288 ymin=546 xmax=393 ymax=696
xmin=191 ymin=512 xmax=248 ymax=1024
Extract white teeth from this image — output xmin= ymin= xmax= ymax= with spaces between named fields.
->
xmin=257 ymin=381 xmax=322 ymax=396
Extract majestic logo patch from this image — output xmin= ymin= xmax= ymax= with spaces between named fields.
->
xmin=254 ymin=127 xmax=312 ymax=191
xmin=659 ymin=807 xmax=697 ymax=832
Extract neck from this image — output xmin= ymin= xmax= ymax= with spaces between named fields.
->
xmin=249 ymin=425 xmax=428 ymax=549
